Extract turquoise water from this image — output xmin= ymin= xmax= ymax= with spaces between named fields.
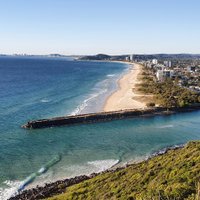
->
xmin=0 ymin=56 xmax=200 ymax=199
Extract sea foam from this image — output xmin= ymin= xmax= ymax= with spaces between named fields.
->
xmin=87 ymin=159 xmax=119 ymax=172
xmin=70 ymin=88 xmax=108 ymax=115
xmin=106 ymin=74 xmax=116 ymax=77
xmin=40 ymin=99 xmax=50 ymax=103
xmin=70 ymin=72 xmax=122 ymax=115
xmin=0 ymin=180 xmax=22 ymax=200
xmin=157 ymin=124 xmax=174 ymax=129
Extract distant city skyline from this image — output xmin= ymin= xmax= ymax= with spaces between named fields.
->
xmin=0 ymin=0 xmax=200 ymax=55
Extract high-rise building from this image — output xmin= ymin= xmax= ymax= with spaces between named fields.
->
xmin=164 ymin=61 xmax=172 ymax=68
xmin=130 ymin=54 xmax=134 ymax=61
xmin=168 ymin=61 xmax=172 ymax=67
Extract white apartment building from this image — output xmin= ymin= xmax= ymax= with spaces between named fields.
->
xmin=130 ymin=54 xmax=134 ymax=61
xmin=156 ymin=69 xmax=174 ymax=81
xmin=152 ymin=59 xmax=158 ymax=65
xmin=164 ymin=61 xmax=172 ymax=68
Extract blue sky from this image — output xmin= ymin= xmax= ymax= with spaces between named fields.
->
xmin=0 ymin=0 xmax=200 ymax=55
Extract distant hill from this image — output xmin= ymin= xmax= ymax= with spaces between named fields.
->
xmin=46 ymin=141 xmax=200 ymax=200
xmin=80 ymin=53 xmax=200 ymax=61
xmin=48 ymin=54 xmax=69 ymax=57
xmin=79 ymin=54 xmax=111 ymax=60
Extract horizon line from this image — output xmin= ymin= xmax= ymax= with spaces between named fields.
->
xmin=1 ymin=52 xmax=200 ymax=56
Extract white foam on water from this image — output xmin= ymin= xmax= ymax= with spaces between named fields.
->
xmin=40 ymin=99 xmax=50 ymax=103
xmin=70 ymin=88 xmax=108 ymax=115
xmin=106 ymin=74 xmax=116 ymax=77
xmin=157 ymin=124 xmax=174 ymax=129
xmin=70 ymin=73 xmax=123 ymax=115
xmin=0 ymin=180 xmax=23 ymax=200
xmin=26 ymin=169 xmax=55 ymax=190
xmin=8 ymin=159 xmax=120 ymax=194
xmin=0 ymin=155 xmax=61 ymax=199
xmin=87 ymin=159 xmax=119 ymax=173
xmin=58 ymin=159 xmax=120 ymax=179
xmin=70 ymin=63 xmax=129 ymax=115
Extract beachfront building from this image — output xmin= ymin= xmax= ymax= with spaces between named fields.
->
xmin=152 ymin=59 xmax=158 ymax=65
xmin=130 ymin=54 xmax=134 ymax=61
xmin=143 ymin=61 xmax=152 ymax=68
xmin=125 ymin=56 xmax=130 ymax=61
xmin=156 ymin=69 xmax=174 ymax=82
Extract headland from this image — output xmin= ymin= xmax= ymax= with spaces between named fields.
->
xmin=9 ymin=141 xmax=200 ymax=200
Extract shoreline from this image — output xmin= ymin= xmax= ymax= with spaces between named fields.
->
xmin=9 ymin=143 xmax=186 ymax=200
xmin=10 ymin=60 xmax=200 ymax=199
xmin=70 ymin=60 xmax=130 ymax=115
xmin=77 ymin=60 xmax=145 ymax=112
xmin=103 ymin=62 xmax=147 ymax=112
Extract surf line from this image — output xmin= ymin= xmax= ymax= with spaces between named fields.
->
xmin=12 ymin=155 xmax=61 ymax=197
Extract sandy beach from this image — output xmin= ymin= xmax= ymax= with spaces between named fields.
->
xmin=104 ymin=62 xmax=147 ymax=112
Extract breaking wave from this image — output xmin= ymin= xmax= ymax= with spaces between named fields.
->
xmin=157 ymin=124 xmax=174 ymax=129
xmin=70 ymin=88 xmax=108 ymax=115
xmin=0 ymin=180 xmax=22 ymax=200
xmin=87 ymin=159 xmax=119 ymax=172
xmin=106 ymin=74 xmax=116 ymax=77
xmin=40 ymin=99 xmax=50 ymax=103
xmin=70 ymin=73 xmax=122 ymax=115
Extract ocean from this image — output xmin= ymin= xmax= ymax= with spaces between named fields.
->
xmin=0 ymin=56 xmax=200 ymax=199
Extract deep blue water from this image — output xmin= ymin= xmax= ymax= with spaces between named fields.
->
xmin=0 ymin=56 xmax=200 ymax=199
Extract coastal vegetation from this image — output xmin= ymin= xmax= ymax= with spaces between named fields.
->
xmin=46 ymin=141 xmax=200 ymax=200
xmin=138 ymin=67 xmax=200 ymax=108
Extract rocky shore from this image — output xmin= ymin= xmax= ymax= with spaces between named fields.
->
xmin=9 ymin=144 xmax=185 ymax=200
xmin=9 ymin=175 xmax=92 ymax=200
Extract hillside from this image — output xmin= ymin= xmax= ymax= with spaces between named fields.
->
xmin=79 ymin=54 xmax=200 ymax=61
xmin=79 ymin=54 xmax=111 ymax=60
xmin=47 ymin=141 xmax=200 ymax=200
